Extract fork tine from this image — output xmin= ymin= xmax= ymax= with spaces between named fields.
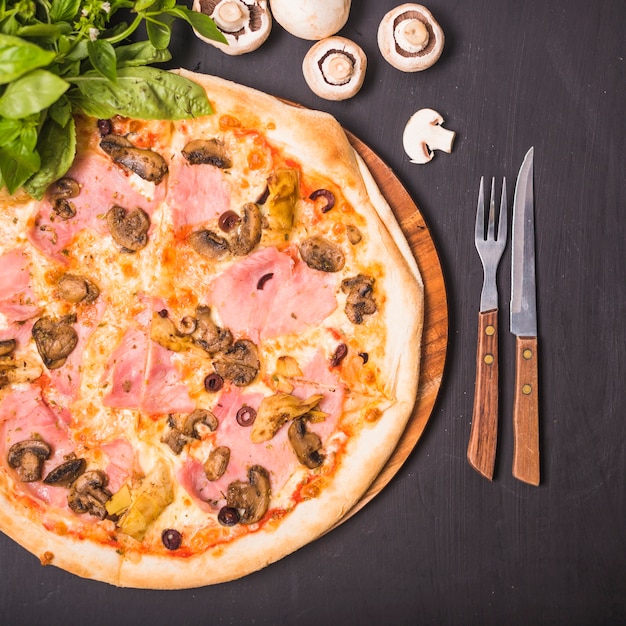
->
xmin=497 ymin=177 xmax=507 ymax=242
xmin=475 ymin=176 xmax=485 ymax=243
xmin=487 ymin=177 xmax=497 ymax=241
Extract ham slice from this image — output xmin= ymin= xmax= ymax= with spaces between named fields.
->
xmin=28 ymin=152 xmax=162 ymax=261
xmin=0 ymin=247 xmax=40 ymax=322
xmin=0 ymin=386 xmax=74 ymax=508
xmin=210 ymin=247 xmax=338 ymax=342
xmin=167 ymin=160 xmax=230 ymax=231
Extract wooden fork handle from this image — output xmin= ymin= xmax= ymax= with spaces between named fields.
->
xmin=512 ymin=336 xmax=540 ymax=485
xmin=467 ymin=309 xmax=499 ymax=480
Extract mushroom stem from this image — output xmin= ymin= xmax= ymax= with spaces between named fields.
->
xmin=396 ymin=18 xmax=429 ymax=52
xmin=213 ymin=1 xmax=248 ymax=32
xmin=322 ymin=53 xmax=354 ymax=85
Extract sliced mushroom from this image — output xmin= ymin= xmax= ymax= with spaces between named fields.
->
xmin=181 ymin=408 xmax=219 ymax=438
xmin=57 ymin=273 xmax=100 ymax=304
xmin=230 ymin=203 xmax=262 ymax=256
xmin=100 ymin=134 xmax=168 ymax=184
xmin=32 ymin=315 xmax=78 ymax=370
xmin=150 ymin=312 xmax=194 ymax=353
xmin=192 ymin=0 xmax=272 ymax=55
xmin=7 ymin=439 xmax=52 ymax=482
xmin=106 ymin=206 xmax=150 ymax=252
xmin=403 ymin=108 xmax=455 ymax=164
xmin=67 ymin=470 xmax=112 ymax=519
xmin=341 ymin=274 xmax=377 ymax=324
xmin=302 ymin=36 xmax=367 ymax=101
xmin=225 ymin=465 xmax=270 ymax=524
xmin=161 ymin=421 xmax=189 ymax=455
xmin=299 ymin=236 xmax=345 ymax=272
xmin=43 ymin=457 xmax=86 ymax=486
xmin=192 ymin=306 xmax=233 ymax=355
xmin=48 ymin=177 xmax=81 ymax=220
xmin=0 ymin=339 xmax=16 ymax=357
xmin=182 ymin=138 xmax=232 ymax=168
xmin=213 ymin=339 xmax=260 ymax=387
xmin=270 ymin=0 xmax=351 ymax=40
xmin=346 ymin=224 xmax=362 ymax=244
xmin=204 ymin=446 xmax=230 ymax=481
xmin=188 ymin=229 xmax=230 ymax=260
xmin=377 ymin=3 xmax=445 ymax=72
xmin=288 ymin=417 xmax=325 ymax=469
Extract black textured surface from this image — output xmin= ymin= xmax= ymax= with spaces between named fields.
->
xmin=1 ymin=1 xmax=624 ymax=624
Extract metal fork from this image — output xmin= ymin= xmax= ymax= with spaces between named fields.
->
xmin=467 ymin=177 xmax=507 ymax=480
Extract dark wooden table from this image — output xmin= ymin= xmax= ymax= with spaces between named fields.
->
xmin=2 ymin=1 xmax=624 ymax=624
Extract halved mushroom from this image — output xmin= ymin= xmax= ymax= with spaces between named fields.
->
xmin=229 ymin=203 xmax=262 ymax=256
xmin=288 ymin=417 xmax=325 ymax=469
xmin=402 ymin=108 xmax=455 ymax=164
xmin=181 ymin=408 xmax=219 ymax=438
xmin=182 ymin=138 xmax=232 ymax=168
xmin=341 ymin=274 xmax=377 ymax=324
xmin=7 ymin=439 xmax=52 ymax=482
xmin=32 ymin=315 xmax=78 ymax=370
xmin=302 ymin=36 xmax=367 ymax=101
xmin=188 ymin=229 xmax=230 ymax=260
xmin=67 ymin=470 xmax=112 ymax=519
xmin=270 ymin=0 xmax=351 ymax=40
xmin=106 ymin=206 xmax=150 ymax=252
xmin=192 ymin=0 xmax=271 ymax=55
xmin=43 ymin=457 xmax=86 ymax=486
xmin=299 ymin=236 xmax=345 ymax=272
xmin=377 ymin=4 xmax=445 ymax=72
xmin=225 ymin=465 xmax=270 ymax=524
xmin=192 ymin=306 xmax=233 ymax=355
xmin=204 ymin=446 xmax=230 ymax=481
xmin=100 ymin=134 xmax=168 ymax=184
xmin=213 ymin=339 xmax=260 ymax=387
xmin=57 ymin=273 xmax=100 ymax=304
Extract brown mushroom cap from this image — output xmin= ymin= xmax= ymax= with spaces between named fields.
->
xmin=225 ymin=465 xmax=270 ymax=524
xmin=302 ymin=36 xmax=367 ymax=101
xmin=8 ymin=439 xmax=52 ymax=482
xmin=377 ymin=3 xmax=445 ymax=72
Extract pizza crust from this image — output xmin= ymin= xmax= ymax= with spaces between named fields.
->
xmin=0 ymin=70 xmax=424 ymax=588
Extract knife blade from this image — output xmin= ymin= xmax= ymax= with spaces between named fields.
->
xmin=510 ymin=147 xmax=540 ymax=485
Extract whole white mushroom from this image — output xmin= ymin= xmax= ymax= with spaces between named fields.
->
xmin=270 ymin=0 xmax=351 ymax=40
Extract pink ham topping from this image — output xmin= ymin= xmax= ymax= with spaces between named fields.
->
xmin=210 ymin=246 xmax=338 ymax=342
xmin=166 ymin=160 xmax=230 ymax=232
xmin=0 ymin=386 xmax=74 ymax=508
xmin=0 ymin=247 xmax=41 ymax=322
xmin=28 ymin=152 xmax=162 ymax=261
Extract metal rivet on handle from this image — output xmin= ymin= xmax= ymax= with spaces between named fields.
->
xmin=485 ymin=325 xmax=495 ymax=336
xmin=523 ymin=348 xmax=533 ymax=359
xmin=522 ymin=384 xmax=532 ymax=395
xmin=484 ymin=354 xmax=494 ymax=364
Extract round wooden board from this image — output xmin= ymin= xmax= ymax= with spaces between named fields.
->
xmin=337 ymin=132 xmax=449 ymax=524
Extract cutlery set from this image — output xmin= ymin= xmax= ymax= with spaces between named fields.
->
xmin=467 ymin=148 xmax=540 ymax=485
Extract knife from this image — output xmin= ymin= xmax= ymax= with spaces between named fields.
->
xmin=510 ymin=147 xmax=540 ymax=485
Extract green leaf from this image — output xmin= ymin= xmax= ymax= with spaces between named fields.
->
xmin=134 ymin=0 xmax=159 ymax=12
xmin=49 ymin=0 xmax=82 ymax=23
xmin=70 ymin=67 xmax=212 ymax=120
xmin=114 ymin=40 xmax=171 ymax=67
xmin=0 ymin=118 xmax=25 ymax=145
xmin=0 ymin=34 xmax=56 ymax=84
xmin=18 ymin=23 xmax=70 ymax=39
xmin=167 ymin=6 xmax=227 ymax=44
xmin=87 ymin=39 xmax=117 ymax=82
xmin=0 ymin=128 xmax=41 ymax=194
xmin=24 ymin=116 xmax=77 ymax=199
xmin=0 ymin=69 xmax=70 ymax=119
xmin=146 ymin=14 xmax=173 ymax=50
xmin=48 ymin=95 xmax=72 ymax=127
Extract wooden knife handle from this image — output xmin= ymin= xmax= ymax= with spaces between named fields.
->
xmin=512 ymin=336 xmax=540 ymax=485
xmin=467 ymin=309 xmax=499 ymax=479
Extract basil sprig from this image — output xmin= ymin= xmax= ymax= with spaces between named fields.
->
xmin=0 ymin=0 xmax=226 ymax=198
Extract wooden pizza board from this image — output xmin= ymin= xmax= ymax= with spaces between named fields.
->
xmin=337 ymin=132 xmax=449 ymax=524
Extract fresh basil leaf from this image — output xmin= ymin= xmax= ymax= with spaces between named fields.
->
xmin=167 ymin=6 xmax=227 ymax=44
xmin=66 ymin=39 xmax=89 ymax=62
xmin=18 ymin=23 xmax=70 ymax=39
xmin=71 ymin=67 xmax=212 ymax=120
xmin=134 ymin=0 xmax=159 ymax=12
xmin=0 ymin=69 xmax=70 ymax=119
xmin=24 ymin=116 xmax=77 ymax=199
xmin=115 ymin=40 xmax=171 ymax=67
xmin=87 ymin=39 xmax=117 ymax=82
xmin=49 ymin=0 xmax=82 ymax=23
xmin=0 ymin=118 xmax=24 ymax=145
xmin=0 ymin=130 xmax=41 ymax=194
xmin=0 ymin=34 xmax=56 ymax=84
xmin=48 ymin=95 xmax=72 ymax=127
xmin=146 ymin=14 xmax=174 ymax=50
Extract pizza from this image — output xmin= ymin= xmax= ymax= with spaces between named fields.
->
xmin=0 ymin=70 xmax=423 ymax=588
